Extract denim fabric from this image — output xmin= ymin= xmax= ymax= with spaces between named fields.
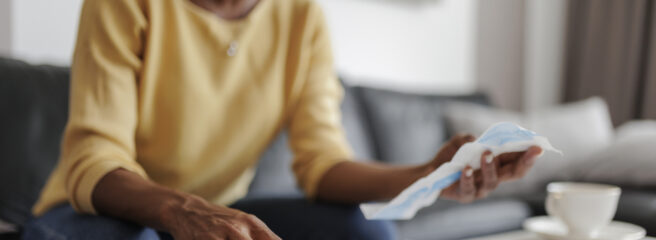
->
xmin=22 ymin=204 xmax=166 ymax=240
xmin=231 ymin=198 xmax=396 ymax=240
xmin=23 ymin=197 xmax=396 ymax=240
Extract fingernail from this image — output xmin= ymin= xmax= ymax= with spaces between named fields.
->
xmin=485 ymin=154 xmax=494 ymax=164
xmin=466 ymin=168 xmax=473 ymax=177
xmin=531 ymin=146 xmax=544 ymax=156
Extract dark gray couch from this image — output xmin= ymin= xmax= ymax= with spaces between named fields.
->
xmin=1 ymin=57 xmax=654 ymax=239
xmin=246 ymin=86 xmax=533 ymax=239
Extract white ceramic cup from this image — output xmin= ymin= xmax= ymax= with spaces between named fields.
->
xmin=546 ymin=182 xmax=621 ymax=238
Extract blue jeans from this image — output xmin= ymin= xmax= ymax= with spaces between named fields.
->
xmin=23 ymin=197 xmax=396 ymax=240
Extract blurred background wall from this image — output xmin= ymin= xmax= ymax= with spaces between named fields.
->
xmin=319 ymin=0 xmax=477 ymax=95
xmin=0 ymin=0 xmax=567 ymax=111
xmin=0 ymin=1 xmax=10 ymax=56
xmin=0 ymin=0 xmax=83 ymax=64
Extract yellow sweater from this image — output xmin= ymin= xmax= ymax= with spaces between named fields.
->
xmin=33 ymin=0 xmax=352 ymax=216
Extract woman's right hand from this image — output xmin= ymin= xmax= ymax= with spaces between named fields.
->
xmin=162 ymin=195 xmax=280 ymax=240
xmin=92 ymin=169 xmax=280 ymax=240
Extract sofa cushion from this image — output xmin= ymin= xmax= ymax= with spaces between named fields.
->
xmin=396 ymin=198 xmax=531 ymax=240
xmin=247 ymin=83 xmax=375 ymax=197
xmin=443 ymin=98 xmax=614 ymax=197
xmin=444 ymin=97 xmax=613 ymax=160
xmin=573 ymin=121 xmax=656 ymax=189
xmin=340 ymin=85 xmax=377 ymax=160
xmin=614 ymin=190 xmax=656 ymax=236
xmin=357 ymin=87 xmax=488 ymax=165
xmin=247 ymin=131 xmax=301 ymax=197
xmin=0 ymin=58 xmax=69 ymax=225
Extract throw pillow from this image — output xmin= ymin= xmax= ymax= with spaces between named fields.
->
xmin=443 ymin=97 xmax=614 ymax=196
xmin=572 ymin=120 xmax=656 ymax=188
xmin=614 ymin=120 xmax=656 ymax=141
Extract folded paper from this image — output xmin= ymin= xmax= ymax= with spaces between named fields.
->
xmin=360 ymin=122 xmax=562 ymax=220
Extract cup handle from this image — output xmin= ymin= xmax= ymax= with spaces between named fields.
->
xmin=546 ymin=194 xmax=561 ymax=219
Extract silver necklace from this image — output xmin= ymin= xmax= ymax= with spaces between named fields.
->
xmin=222 ymin=0 xmax=260 ymax=57
xmin=226 ymin=24 xmax=241 ymax=57
xmin=225 ymin=11 xmax=247 ymax=57
xmin=227 ymin=41 xmax=238 ymax=57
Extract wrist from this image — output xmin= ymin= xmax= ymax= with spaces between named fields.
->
xmin=421 ymin=161 xmax=438 ymax=176
xmin=157 ymin=189 xmax=195 ymax=232
xmin=384 ymin=164 xmax=437 ymax=199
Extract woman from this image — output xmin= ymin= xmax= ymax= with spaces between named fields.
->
xmin=24 ymin=0 xmax=542 ymax=239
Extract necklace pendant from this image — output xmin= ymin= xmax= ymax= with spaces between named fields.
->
xmin=227 ymin=41 xmax=239 ymax=57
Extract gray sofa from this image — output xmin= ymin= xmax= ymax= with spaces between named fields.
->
xmin=246 ymin=86 xmax=533 ymax=239
xmin=1 ymin=57 xmax=654 ymax=239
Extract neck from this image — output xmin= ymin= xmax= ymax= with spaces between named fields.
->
xmin=190 ymin=0 xmax=259 ymax=20
xmin=211 ymin=0 xmax=243 ymax=6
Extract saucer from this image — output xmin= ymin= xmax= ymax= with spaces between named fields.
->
xmin=523 ymin=216 xmax=646 ymax=240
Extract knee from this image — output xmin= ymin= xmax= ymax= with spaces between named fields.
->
xmin=23 ymin=204 xmax=161 ymax=240
xmin=350 ymin=219 xmax=397 ymax=240
xmin=339 ymin=206 xmax=397 ymax=240
xmin=232 ymin=198 xmax=397 ymax=240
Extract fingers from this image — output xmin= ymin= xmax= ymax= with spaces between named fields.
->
xmin=497 ymin=163 xmax=516 ymax=182
xmin=242 ymin=214 xmax=281 ymax=240
xmin=447 ymin=134 xmax=476 ymax=157
xmin=448 ymin=146 xmax=543 ymax=204
xmin=496 ymin=151 xmax=524 ymax=166
xmin=498 ymin=146 xmax=542 ymax=181
xmin=443 ymin=134 xmax=476 ymax=157
xmin=225 ymin=228 xmax=252 ymax=240
xmin=497 ymin=146 xmax=543 ymax=166
xmin=214 ymin=213 xmax=279 ymax=240
xmin=452 ymin=134 xmax=476 ymax=148
xmin=524 ymin=146 xmax=544 ymax=159
xmin=218 ymin=224 xmax=253 ymax=240
xmin=511 ymin=146 xmax=542 ymax=179
xmin=477 ymin=151 xmax=498 ymax=199
xmin=458 ymin=166 xmax=476 ymax=203
xmin=430 ymin=134 xmax=476 ymax=169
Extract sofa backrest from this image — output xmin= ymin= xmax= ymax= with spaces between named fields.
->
xmin=357 ymin=87 xmax=489 ymax=165
xmin=0 ymin=58 xmax=69 ymax=225
xmin=0 ymin=57 xmax=382 ymax=223
xmin=0 ymin=57 xmax=489 ymax=225
xmin=247 ymin=84 xmax=377 ymax=197
xmin=247 ymin=84 xmax=489 ymax=197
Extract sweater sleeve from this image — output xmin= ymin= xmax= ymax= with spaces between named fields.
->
xmin=288 ymin=3 xmax=353 ymax=198
xmin=62 ymin=0 xmax=149 ymax=214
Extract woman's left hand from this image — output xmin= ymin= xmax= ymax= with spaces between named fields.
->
xmin=427 ymin=134 xmax=543 ymax=203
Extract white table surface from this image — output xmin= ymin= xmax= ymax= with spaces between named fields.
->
xmin=466 ymin=230 xmax=655 ymax=240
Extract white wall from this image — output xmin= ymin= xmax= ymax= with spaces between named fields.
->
xmin=317 ymin=0 xmax=478 ymax=94
xmin=9 ymin=0 xmax=83 ymax=64
xmin=0 ymin=1 xmax=12 ymax=56
xmin=2 ymin=0 xmax=479 ymax=95
xmin=0 ymin=0 xmax=568 ymax=111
